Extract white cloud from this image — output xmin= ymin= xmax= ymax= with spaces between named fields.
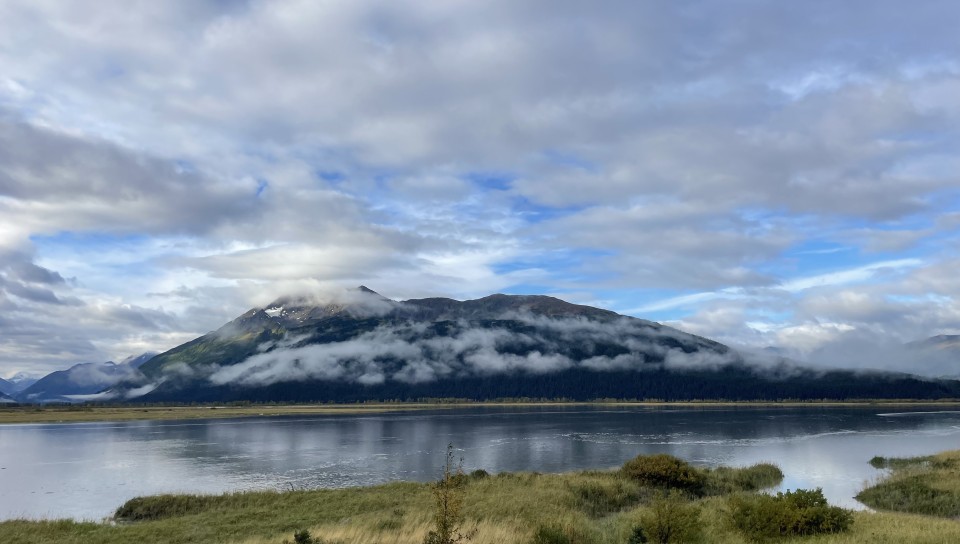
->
xmin=780 ymin=259 xmax=923 ymax=292
xmin=0 ymin=1 xmax=958 ymax=378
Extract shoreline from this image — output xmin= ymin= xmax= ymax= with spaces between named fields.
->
xmin=2 ymin=399 xmax=960 ymax=424
xmin=2 ymin=450 xmax=959 ymax=544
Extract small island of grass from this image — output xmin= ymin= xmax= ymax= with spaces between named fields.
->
xmin=857 ymin=450 xmax=960 ymax=519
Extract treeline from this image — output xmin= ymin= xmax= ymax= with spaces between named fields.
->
xmin=137 ymin=365 xmax=960 ymax=404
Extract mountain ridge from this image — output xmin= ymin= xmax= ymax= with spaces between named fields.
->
xmin=120 ymin=288 xmax=960 ymax=403
xmin=16 ymin=353 xmax=156 ymax=403
xmin=0 ymin=377 xmax=15 ymax=397
xmin=137 ymin=287 xmax=725 ymax=379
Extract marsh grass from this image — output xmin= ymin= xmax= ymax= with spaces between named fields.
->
xmin=702 ymin=464 xmax=783 ymax=495
xmin=4 ymin=454 xmax=960 ymax=544
xmin=857 ymin=450 xmax=960 ymax=518
xmin=568 ymin=476 xmax=648 ymax=517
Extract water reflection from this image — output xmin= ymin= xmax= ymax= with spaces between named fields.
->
xmin=1 ymin=406 xmax=958 ymax=520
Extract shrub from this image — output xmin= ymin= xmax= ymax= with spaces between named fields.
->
xmin=621 ymin=455 xmax=706 ymax=493
xmin=869 ymin=455 xmax=934 ymax=470
xmin=636 ymin=491 xmax=702 ymax=544
xmin=424 ymin=444 xmax=472 ymax=544
xmin=469 ymin=469 xmax=490 ymax=480
xmin=282 ymin=529 xmax=319 ymax=544
xmin=114 ymin=494 xmax=213 ymax=521
xmin=570 ymin=478 xmax=645 ymax=517
xmin=869 ymin=455 xmax=888 ymax=469
xmin=626 ymin=526 xmax=648 ymax=544
xmin=531 ymin=524 xmax=591 ymax=544
xmin=703 ymin=464 xmax=783 ymax=495
xmin=727 ymin=488 xmax=852 ymax=541
xmin=532 ymin=525 xmax=572 ymax=544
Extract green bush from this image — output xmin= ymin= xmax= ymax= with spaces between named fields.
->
xmin=424 ymin=444 xmax=471 ymax=544
xmin=531 ymin=524 xmax=591 ymax=544
xmin=703 ymin=464 xmax=783 ymax=495
xmin=626 ymin=526 xmax=648 ymax=544
xmin=869 ymin=455 xmax=888 ymax=469
xmin=637 ymin=491 xmax=702 ymax=544
xmin=727 ymin=488 xmax=852 ymax=541
xmin=570 ymin=478 xmax=645 ymax=516
xmin=621 ymin=455 xmax=706 ymax=493
xmin=532 ymin=525 xmax=572 ymax=544
xmin=469 ymin=469 xmax=490 ymax=480
xmin=114 ymin=494 xmax=214 ymax=521
xmin=869 ymin=455 xmax=935 ymax=470
xmin=281 ymin=529 xmax=317 ymax=544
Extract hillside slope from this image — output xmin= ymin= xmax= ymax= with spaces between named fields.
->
xmin=112 ymin=288 xmax=960 ymax=402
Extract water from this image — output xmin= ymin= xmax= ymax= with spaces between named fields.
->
xmin=1 ymin=405 xmax=959 ymax=520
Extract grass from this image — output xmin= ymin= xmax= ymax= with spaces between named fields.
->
xmin=3 ymin=452 xmax=960 ymax=543
xmin=0 ymin=460 xmax=785 ymax=544
xmin=0 ymin=404 xmax=448 ymax=424
xmin=857 ymin=450 xmax=960 ymax=518
xmin=1 ymin=469 xmax=958 ymax=544
xmin=4 ymin=400 xmax=960 ymax=425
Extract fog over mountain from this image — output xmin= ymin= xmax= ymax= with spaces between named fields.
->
xmin=1 ymin=2 xmax=959 ymax=381
xmin=86 ymin=288 xmax=958 ymax=403
xmin=130 ymin=288 xmax=727 ymax=393
xmin=16 ymin=353 xmax=155 ymax=403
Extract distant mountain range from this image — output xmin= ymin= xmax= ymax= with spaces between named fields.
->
xmin=905 ymin=335 xmax=960 ymax=378
xmin=0 ymin=372 xmax=39 ymax=396
xmin=6 ymin=288 xmax=959 ymax=404
xmin=11 ymin=353 xmax=156 ymax=404
xmin=908 ymin=334 xmax=960 ymax=353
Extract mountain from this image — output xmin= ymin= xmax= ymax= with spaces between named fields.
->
xmin=0 ymin=378 xmax=15 ymax=397
xmin=115 ymin=288 xmax=960 ymax=403
xmin=908 ymin=335 xmax=960 ymax=353
xmin=0 ymin=390 xmax=15 ymax=404
xmin=1 ymin=372 xmax=40 ymax=394
xmin=905 ymin=335 xmax=960 ymax=377
xmin=119 ymin=352 xmax=158 ymax=369
xmin=17 ymin=353 xmax=156 ymax=403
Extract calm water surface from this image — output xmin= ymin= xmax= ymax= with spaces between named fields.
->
xmin=1 ymin=405 xmax=959 ymax=520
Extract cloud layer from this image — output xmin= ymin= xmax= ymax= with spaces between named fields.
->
xmin=201 ymin=312 xmax=738 ymax=389
xmin=0 ymin=1 xmax=958 ymax=377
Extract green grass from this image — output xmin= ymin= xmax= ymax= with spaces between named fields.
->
xmin=727 ymin=488 xmax=853 ymax=541
xmin=702 ymin=463 xmax=784 ymax=495
xmin=857 ymin=450 xmax=960 ymax=518
xmin=5 ymin=401 xmax=960 ymax=425
xmin=3 ymin=453 xmax=960 ymax=544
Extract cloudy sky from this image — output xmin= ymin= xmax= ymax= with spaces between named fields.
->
xmin=1 ymin=0 xmax=958 ymax=378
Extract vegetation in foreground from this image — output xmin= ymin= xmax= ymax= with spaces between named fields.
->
xmin=4 ymin=452 xmax=960 ymax=544
xmin=857 ymin=450 xmax=960 ymax=518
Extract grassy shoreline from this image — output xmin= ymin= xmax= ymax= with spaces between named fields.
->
xmin=2 ymin=399 xmax=960 ymax=425
xmin=857 ymin=450 xmax=960 ymax=518
xmin=3 ymin=452 xmax=960 ymax=544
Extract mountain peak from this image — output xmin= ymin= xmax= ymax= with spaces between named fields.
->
xmin=907 ymin=334 xmax=960 ymax=351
